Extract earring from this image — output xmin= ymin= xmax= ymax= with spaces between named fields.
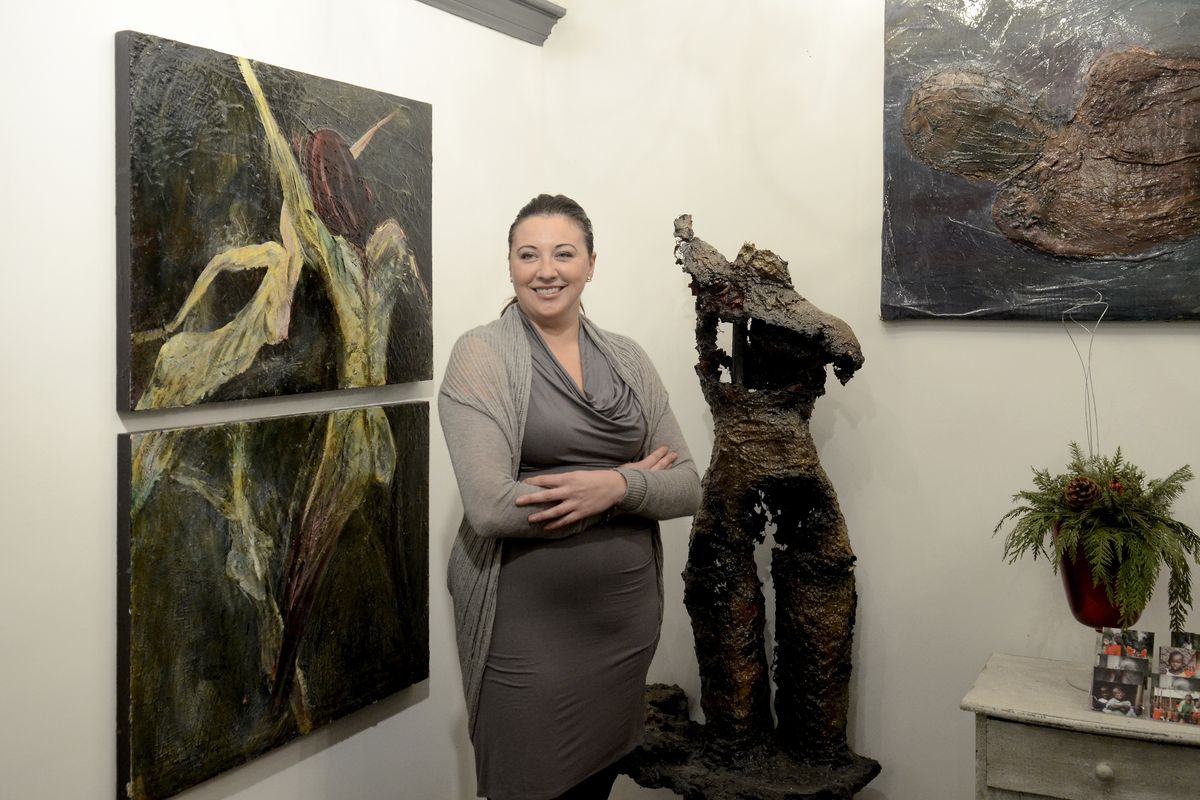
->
xmin=586 ymin=275 xmax=593 ymax=282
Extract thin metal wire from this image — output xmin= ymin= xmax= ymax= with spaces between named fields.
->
xmin=1062 ymin=291 xmax=1108 ymax=460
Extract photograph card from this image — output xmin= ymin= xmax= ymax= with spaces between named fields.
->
xmin=1100 ymin=654 xmax=1152 ymax=677
xmin=1159 ymin=646 xmax=1197 ymax=678
xmin=1172 ymin=631 xmax=1200 ymax=650
xmin=1152 ymin=674 xmax=1200 ymax=723
xmin=1096 ymin=627 xmax=1155 ymax=664
xmin=1091 ymin=666 xmax=1147 ymax=718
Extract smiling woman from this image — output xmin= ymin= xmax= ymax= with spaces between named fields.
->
xmin=439 ymin=194 xmax=701 ymax=800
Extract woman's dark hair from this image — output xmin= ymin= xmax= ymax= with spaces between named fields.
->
xmin=507 ymin=193 xmax=594 ymax=254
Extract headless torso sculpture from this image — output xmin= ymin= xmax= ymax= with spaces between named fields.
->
xmin=623 ymin=217 xmax=879 ymax=799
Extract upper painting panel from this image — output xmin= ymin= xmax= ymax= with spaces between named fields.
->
xmin=117 ymin=31 xmax=432 ymax=410
xmin=882 ymin=1 xmax=1199 ymax=320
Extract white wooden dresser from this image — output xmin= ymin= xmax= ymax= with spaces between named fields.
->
xmin=961 ymin=653 xmax=1200 ymax=799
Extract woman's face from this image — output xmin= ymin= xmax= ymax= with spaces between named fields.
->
xmin=509 ymin=214 xmax=595 ymax=332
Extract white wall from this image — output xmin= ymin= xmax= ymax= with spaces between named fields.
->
xmin=1 ymin=1 xmax=542 ymax=798
xmin=539 ymin=3 xmax=1200 ymax=799
xmin=3 ymin=1 xmax=1199 ymax=799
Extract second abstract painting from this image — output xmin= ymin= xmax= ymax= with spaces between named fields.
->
xmin=118 ymin=402 xmax=429 ymax=800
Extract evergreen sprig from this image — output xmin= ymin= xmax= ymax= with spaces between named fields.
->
xmin=995 ymin=443 xmax=1200 ymax=631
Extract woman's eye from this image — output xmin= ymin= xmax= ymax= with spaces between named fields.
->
xmin=555 ymin=251 xmax=574 ymax=260
xmin=520 ymin=252 xmax=537 ymax=260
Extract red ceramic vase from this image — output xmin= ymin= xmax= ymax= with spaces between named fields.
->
xmin=1053 ymin=526 xmax=1141 ymax=629
xmin=1058 ymin=552 xmax=1137 ymax=629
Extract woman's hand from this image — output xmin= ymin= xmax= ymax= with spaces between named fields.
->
xmin=515 ymin=445 xmax=680 ymax=531
xmin=516 ymin=469 xmax=628 ymax=531
xmin=620 ymin=445 xmax=678 ymax=471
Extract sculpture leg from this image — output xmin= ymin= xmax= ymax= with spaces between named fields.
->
xmin=769 ymin=472 xmax=858 ymax=764
xmin=683 ymin=492 xmax=773 ymax=744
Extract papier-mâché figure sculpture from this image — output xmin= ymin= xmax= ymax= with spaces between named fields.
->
xmin=621 ymin=217 xmax=879 ymax=799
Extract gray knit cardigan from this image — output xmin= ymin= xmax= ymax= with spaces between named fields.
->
xmin=439 ymin=305 xmax=701 ymax=737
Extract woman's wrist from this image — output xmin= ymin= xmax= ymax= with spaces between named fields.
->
xmin=602 ymin=468 xmax=627 ymax=521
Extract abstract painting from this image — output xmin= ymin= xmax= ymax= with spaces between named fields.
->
xmin=883 ymin=0 xmax=1200 ymax=320
xmin=117 ymin=402 xmax=429 ymax=800
xmin=117 ymin=31 xmax=432 ymax=409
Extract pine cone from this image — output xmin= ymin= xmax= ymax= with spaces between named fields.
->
xmin=1064 ymin=476 xmax=1103 ymax=511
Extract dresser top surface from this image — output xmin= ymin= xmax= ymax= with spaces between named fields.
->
xmin=962 ymin=652 xmax=1200 ymax=747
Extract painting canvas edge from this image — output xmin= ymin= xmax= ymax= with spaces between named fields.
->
xmin=117 ymin=433 xmax=132 ymax=800
xmin=116 ymin=31 xmax=134 ymax=412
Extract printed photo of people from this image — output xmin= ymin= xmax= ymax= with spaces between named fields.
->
xmin=1091 ymin=666 xmax=1147 ymax=718
xmin=1095 ymin=627 xmax=1155 ymax=670
xmin=1151 ymin=674 xmax=1200 ymax=723
xmin=1172 ymin=631 xmax=1200 ymax=651
xmin=1159 ymin=646 xmax=1197 ymax=678
xmin=1099 ymin=652 xmax=1152 ymax=676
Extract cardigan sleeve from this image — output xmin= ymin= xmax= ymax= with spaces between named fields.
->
xmin=438 ymin=392 xmax=595 ymax=539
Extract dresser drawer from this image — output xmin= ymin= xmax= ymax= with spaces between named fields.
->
xmin=984 ymin=718 xmax=1199 ymax=800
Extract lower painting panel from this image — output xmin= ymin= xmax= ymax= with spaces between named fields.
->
xmin=117 ymin=402 xmax=429 ymax=800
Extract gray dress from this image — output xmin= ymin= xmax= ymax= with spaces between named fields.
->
xmin=473 ymin=313 xmax=659 ymax=800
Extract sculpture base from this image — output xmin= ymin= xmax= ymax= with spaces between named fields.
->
xmin=621 ymin=685 xmax=880 ymax=800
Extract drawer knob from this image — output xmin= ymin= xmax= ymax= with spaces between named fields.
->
xmin=1094 ymin=762 xmax=1114 ymax=782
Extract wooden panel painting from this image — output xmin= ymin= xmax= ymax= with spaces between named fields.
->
xmin=117 ymin=402 xmax=429 ymax=800
xmin=117 ymin=31 xmax=432 ymax=409
xmin=882 ymin=0 xmax=1200 ymax=320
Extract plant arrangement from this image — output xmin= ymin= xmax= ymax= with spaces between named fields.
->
xmin=993 ymin=296 xmax=1200 ymax=631
xmin=995 ymin=442 xmax=1199 ymax=630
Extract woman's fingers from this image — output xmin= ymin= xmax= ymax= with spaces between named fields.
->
xmin=523 ymin=474 xmax=563 ymax=488
xmin=514 ymin=474 xmax=566 ymax=507
xmin=514 ymin=469 xmax=625 ymax=526
xmin=648 ymin=451 xmax=678 ymax=470
xmin=527 ymin=502 xmax=572 ymax=524
xmin=515 ymin=491 xmax=560 ymax=508
xmin=619 ymin=445 xmax=671 ymax=471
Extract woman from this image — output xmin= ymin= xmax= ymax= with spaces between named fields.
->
xmin=440 ymin=194 xmax=701 ymax=799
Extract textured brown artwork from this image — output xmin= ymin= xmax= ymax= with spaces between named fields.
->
xmin=621 ymin=217 xmax=878 ymax=799
xmin=883 ymin=0 xmax=1200 ymax=320
xmin=904 ymin=49 xmax=1199 ymax=258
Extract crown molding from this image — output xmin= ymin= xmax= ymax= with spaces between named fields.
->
xmin=415 ymin=0 xmax=566 ymax=46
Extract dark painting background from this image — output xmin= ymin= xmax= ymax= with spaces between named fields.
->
xmin=882 ymin=0 xmax=1200 ymax=320
xmin=117 ymin=403 xmax=429 ymax=800
xmin=118 ymin=31 xmax=432 ymax=406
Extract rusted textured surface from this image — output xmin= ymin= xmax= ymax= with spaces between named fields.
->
xmin=624 ymin=685 xmax=879 ymax=800
xmin=904 ymin=48 xmax=1200 ymax=258
xmin=903 ymin=67 xmax=1050 ymax=183
xmin=621 ymin=217 xmax=878 ymax=797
